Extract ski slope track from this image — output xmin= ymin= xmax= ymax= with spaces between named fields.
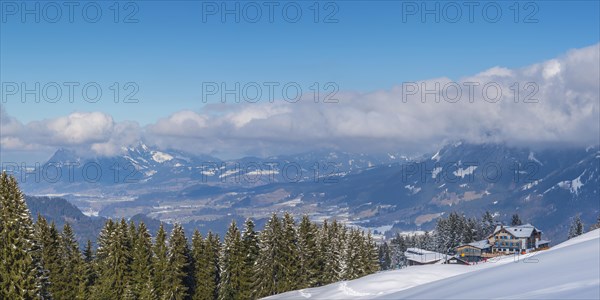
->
xmin=266 ymin=229 xmax=600 ymax=299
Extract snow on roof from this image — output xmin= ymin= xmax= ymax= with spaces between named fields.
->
xmin=405 ymin=248 xmax=445 ymax=263
xmin=467 ymin=239 xmax=491 ymax=249
xmin=492 ymin=224 xmax=541 ymax=238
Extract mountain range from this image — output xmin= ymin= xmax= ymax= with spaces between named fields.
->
xmin=8 ymin=142 xmax=600 ymax=244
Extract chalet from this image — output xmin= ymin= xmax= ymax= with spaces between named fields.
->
xmin=404 ymin=248 xmax=445 ymax=266
xmin=488 ymin=224 xmax=550 ymax=254
xmin=454 ymin=223 xmax=550 ymax=263
xmin=455 ymin=239 xmax=492 ymax=262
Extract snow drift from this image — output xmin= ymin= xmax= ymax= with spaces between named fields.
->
xmin=266 ymin=229 xmax=600 ymax=299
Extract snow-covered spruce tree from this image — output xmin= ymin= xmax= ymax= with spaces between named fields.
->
xmin=164 ymin=223 xmax=193 ymax=300
xmin=94 ymin=218 xmax=133 ymax=298
xmin=323 ymin=220 xmax=343 ymax=282
xmin=377 ymin=242 xmax=392 ymax=271
xmin=57 ymin=223 xmax=84 ymax=300
xmin=434 ymin=216 xmax=450 ymax=252
xmin=481 ymin=211 xmax=496 ymax=237
xmin=46 ymin=221 xmax=65 ymax=298
xmin=0 ymin=172 xmax=43 ymax=299
xmin=240 ymin=218 xmax=259 ymax=299
xmin=297 ymin=215 xmax=319 ymax=288
xmin=33 ymin=214 xmax=54 ymax=299
xmin=436 ymin=212 xmax=469 ymax=251
xmin=343 ymin=228 xmax=363 ymax=280
xmin=254 ymin=213 xmax=285 ymax=298
xmin=390 ymin=233 xmax=408 ymax=269
xmin=568 ymin=214 xmax=585 ymax=239
xmin=218 ymin=220 xmax=245 ymax=300
xmin=117 ymin=218 xmax=134 ymax=296
xmin=191 ymin=229 xmax=204 ymax=300
xmin=152 ymin=223 xmax=169 ymax=298
xmin=130 ymin=222 xmax=155 ymax=299
xmin=208 ymin=232 xmax=222 ymax=300
xmin=359 ymin=231 xmax=380 ymax=276
xmin=452 ymin=212 xmax=467 ymax=246
xmin=281 ymin=212 xmax=301 ymax=291
xmin=462 ymin=218 xmax=478 ymax=244
xmin=310 ymin=220 xmax=327 ymax=286
xmin=336 ymin=221 xmax=349 ymax=279
xmin=470 ymin=217 xmax=484 ymax=241
xmin=418 ymin=231 xmax=436 ymax=251
xmin=92 ymin=218 xmax=114 ymax=298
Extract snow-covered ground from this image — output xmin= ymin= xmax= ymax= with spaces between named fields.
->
xmin=266 ymin=229 xmax=600 ymax=299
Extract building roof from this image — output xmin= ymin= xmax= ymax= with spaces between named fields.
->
xmin=405 ymin=248 xmax=445 ymax=264
xmin=491 ymin=224 xmax=541 ymax=238
xmin=446 ymin=256 xmax=470 ymax=265
xmin=467 ymin=239 xmax=491 ymax=249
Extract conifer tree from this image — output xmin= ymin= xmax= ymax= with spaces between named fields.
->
xmin=568 ymin=214 xmax=585 ymax=239
xmin=93 ymin=218 xmax=132 ymax=298
xmin=281 ymin=212 xmax=301 ymax=291
xmin=343 ymin=228 xmax=363 ymax=279
xmin=462 ymin=218 xmax=478 ymax=243
xmin=131 ymin=222 xmax=155 ymax=299
xmin=116 ymin=218 xmax=134 ymax=296
xmin=191 ymin=229 xmax=204 ymax=300
xmin=297 ymin=215 xmax=319 ymax=288
xmin=481 ymin=211 xmax=496 ymax=237
xmin=0 ymin=172 xmax=43 ymax=299
xmin=218 ymin=220 xmax=245 ymax=300
xmin=363 ymin=231 xmax=380 ymax=274
xmin=93 ymin=218 xmax=114 ymax=298
xmin=33 ymin=214 xmax=53 ymax=299
xmin=77 ymin=240 xmax=97 ymax=300
xmin=129 ymin=220 xmax=138 ymax=245
xmin=323 ymin=220 xmax=343 ymax=282
xmin=378 ymin=242 xmax=392 ymax=271
xmin=254 ymin=213 xmax=285 ymax=298
xmin=390 ymin=233 xmax=408 ymax=269
xmin=193 ymin=231 xmax=220 ymax=300
xmin=240 ymin=218 xmax=259 ymax=298
xmin=152 ymin=223 xmax=169 ymax=298
xmin=315 ymin=220 xmax=331 ymax=285
xmin=56 ymin=223 xmax=83 ymax=299
xmin=164 ymin=223 xmax=193 ymax=300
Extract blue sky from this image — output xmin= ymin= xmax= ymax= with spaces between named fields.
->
xmin=1 ymin=1 xmax=599 ymax=162
xmin=2 ymin=1 xmax=598 ymax=125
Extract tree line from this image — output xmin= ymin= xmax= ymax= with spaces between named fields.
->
xmin=0 ymin=173 xmax=379 ymax=300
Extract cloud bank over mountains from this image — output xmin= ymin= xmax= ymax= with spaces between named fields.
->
xmin=1 ymin=43 xmax=598 ymax=160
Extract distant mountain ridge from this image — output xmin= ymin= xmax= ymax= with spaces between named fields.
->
xmin=9 ymin=142 xmax=600 ymax=244
xmin=16 ymin=142 xmax=409 ymax=193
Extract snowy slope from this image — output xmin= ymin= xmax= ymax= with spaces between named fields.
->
xmin=266 ymin=229 xmax=600 ymax=299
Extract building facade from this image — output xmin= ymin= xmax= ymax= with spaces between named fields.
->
xmin=487 ymin=224 xmax=550 ymax=254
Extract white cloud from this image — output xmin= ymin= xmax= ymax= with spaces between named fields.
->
xmin=2 ymin=43 xmax=599 ymax=159
xmin=0 ymin=109 xmax=141 ymax=158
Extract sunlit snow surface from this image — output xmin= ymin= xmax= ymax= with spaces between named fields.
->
xmin=266 ymin=230 xmax=600 ymax=299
